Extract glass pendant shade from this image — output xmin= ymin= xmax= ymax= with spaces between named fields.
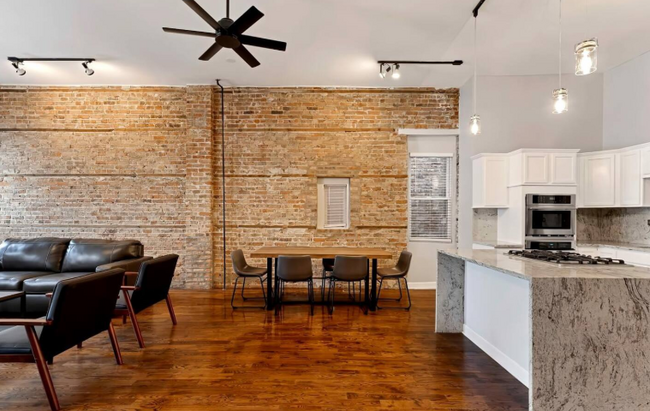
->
xmin=575 ymin=38 xmax=598 ymax=76
xmin=470 ymin=114 xmax=481 ymax=135
xmin=552 ymin=88 xmax=568 ymax=114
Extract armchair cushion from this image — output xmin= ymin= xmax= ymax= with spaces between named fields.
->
xmin=23 ymin=272 xmax=95 ymax=294
xmin=61 ymin=239 xmax=144 ymax=273
xmin=0 ymin=238 xmax=70 ymax=272
xmin=0 ymin=271 xmax=53 ymax=291
xmin=0 ymin=322 xmax=44 ymax=355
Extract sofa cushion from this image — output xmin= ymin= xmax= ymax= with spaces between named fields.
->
xmin=0 ymin=238 xmax=70 ymax=272
xmin=61 ymin=239 xmax=143 ymax=273
xmin=0 ymin=271 xmax=53 ymax=291
xmin=23 ymin=272 xmax=95 ymax=294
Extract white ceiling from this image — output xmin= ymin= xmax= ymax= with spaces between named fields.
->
xmin=1 ymin=0 xmax=649 ymax=87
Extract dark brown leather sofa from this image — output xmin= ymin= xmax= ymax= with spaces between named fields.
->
xmin=0 ymin=238 xmax=151 ymax=316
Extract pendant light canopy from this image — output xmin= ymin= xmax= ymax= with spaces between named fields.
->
xmin=575 ymin=38 xmax=598 ymax=76
xmin=553 ymin=0 xmax=568 ymax=114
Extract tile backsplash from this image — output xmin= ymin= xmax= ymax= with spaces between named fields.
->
xmin=577 ymin=208 xmax=650 ymax=245
xmin=473 ymin=209 xmax=498 ymax=243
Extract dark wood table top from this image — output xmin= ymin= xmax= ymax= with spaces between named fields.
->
xmin=0 ymin=291 xmax=25 ymax=303
xmin=251 ymin=246 xmax=393 ymax=259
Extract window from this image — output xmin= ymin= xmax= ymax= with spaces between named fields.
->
xmin=408 ymin=154 xmax=452 ymax=241
xmin=317 ymin=178 xmax=350 ymax=229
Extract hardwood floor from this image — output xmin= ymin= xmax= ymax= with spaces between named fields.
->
xmin=0 ymin=289 xmax=528 ymax=410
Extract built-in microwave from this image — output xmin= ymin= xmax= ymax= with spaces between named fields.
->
xmin=525 ymin=194 xmax=576 ymax=237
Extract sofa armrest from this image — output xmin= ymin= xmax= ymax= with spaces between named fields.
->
xmin=96 ymin=256 xmax=152 ymax=273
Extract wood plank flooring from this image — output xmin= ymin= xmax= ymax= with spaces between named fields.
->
xmin=0 ymin=289 xmax=528 ymax=410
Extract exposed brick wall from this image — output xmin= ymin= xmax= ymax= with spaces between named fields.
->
xmin=0 ymin=86 xmax=458 ymax=288
xmin=214 ymin=87 xmax=459 ymax=285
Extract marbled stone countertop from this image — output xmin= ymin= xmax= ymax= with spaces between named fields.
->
xmin=472 ymin=240 xmax=523 ymax=249
xmin=439 ymin=249 xmax=650 ymax=280
xmin=577 ymin=240 xmax=650 ymax=252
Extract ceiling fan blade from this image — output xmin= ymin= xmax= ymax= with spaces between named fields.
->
xmin=199 ymin=42 xmax=223 ymax=61
xmin=229 ymin=6 xmax=264 ymax=34
xmin=239 ymin=35 xmax=287 ymax=51
xmin=233 ymin=45 xmax=260 ymax=67
xmin=163 ymin=27 xmax=215 ymax=38
xmin=182 ymin=0 xmax=222 ymax=30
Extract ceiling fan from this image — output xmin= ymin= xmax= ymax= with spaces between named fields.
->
xmin=163 ymin=0 xmax=287 ymax=68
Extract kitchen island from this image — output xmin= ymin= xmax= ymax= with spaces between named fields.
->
xmin=436 ymin=249 xmax=650 ymax=411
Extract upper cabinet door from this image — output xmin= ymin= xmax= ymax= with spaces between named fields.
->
xmin=550 ymin=153 xmax=577 ymax=185
xmin=472 ymin=156 xmax=509 ymax=208
xmin=618 ymin=150 xmax=642 ymax=206
xmin=523 ymin=153 xmax=549 ymax=184
xmin=642 ymin=147 xmax=650 ymax=177
xmin=583 ymin=154 xmax=616 ymax=207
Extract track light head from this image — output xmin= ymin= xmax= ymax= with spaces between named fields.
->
xmin=379 ymin=63 xmax=386 ymax=79
xmin=82 ymin=61 xmax=94 ymax=76
xmin=11 ymin=61 xmax=26 ymax=76
xmin=391 ymin=63 xmax=400 ymax=79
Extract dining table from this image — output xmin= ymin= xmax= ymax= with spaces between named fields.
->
xmin=250 ymin=246 xmax=394 ymax=311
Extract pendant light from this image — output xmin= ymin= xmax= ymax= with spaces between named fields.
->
xmin=470 ymin=15 xmax=481 ymax=135
xmin=575 ymin=38 xmax=598 ymax=76
xmin=553 ymin=0 xmax=568 ymax=114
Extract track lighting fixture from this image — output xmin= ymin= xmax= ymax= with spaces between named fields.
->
xmin=391 ymin=64 xmax=400 ymax=79
xmin=379 ymin=63 xmax=386 ymax=79
xmin=11 ymin=61 xmax=25 ymax=76
xmin=82 ymin=61 xmax=94 ymax=76
xmin=575 ymin=38 xmax=598 ymax=76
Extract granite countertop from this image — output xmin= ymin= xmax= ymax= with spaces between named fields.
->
xmin=473 ymin=240 xmax=524 ymax=249
xmin=577 ymin=240 xmax=650 ymax=252
xmin=439 ymin=249 xmax=650 ymax=281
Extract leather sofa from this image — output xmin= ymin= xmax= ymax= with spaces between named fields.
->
xmin=0 ymin=238 xmax=151 ymax=316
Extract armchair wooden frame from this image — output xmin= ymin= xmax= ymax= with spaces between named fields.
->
xmin=0 ymin=318 xmax=123 ymax=411
xmin=115 ymin=271 xmax=177 ymax=349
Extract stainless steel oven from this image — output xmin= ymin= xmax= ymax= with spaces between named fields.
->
xmin=525 ymin=194 xmax=576 ymax=237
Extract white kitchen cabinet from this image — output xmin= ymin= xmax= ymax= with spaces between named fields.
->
xmin=472 ymin=155 xmax=509 ymax=208
xmin=550 ymin=153 xmax=577 ymax=184
xmin=523 ymin=153 xmax=549 ymax=184
xmin=617 ymin=150 xmax=643 ymax=206
xmin=642 ymin=147 xmax=650 ymax=177
xmin=581 ymin=153 xmax=616 ymax=207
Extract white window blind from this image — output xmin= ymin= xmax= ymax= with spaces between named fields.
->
xmin=409 ymin=155 xmax=452 ymax=241
xmin=324 ymin=184 xmax=348 ymax=228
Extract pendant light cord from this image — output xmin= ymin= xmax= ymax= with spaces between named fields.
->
xmin=558 ymin=0 xmax=562 ymax=88
xmin=473 ymin=16 xmax=478 ymax=114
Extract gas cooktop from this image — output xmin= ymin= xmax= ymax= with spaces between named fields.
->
xmin=508 ymin=250 xmax=626 ymax=265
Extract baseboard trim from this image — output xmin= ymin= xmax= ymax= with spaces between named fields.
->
xmin=462 ymin=324 xmax=529 ymax=388
xmin=408 ymin=282 xmax=436 ymax=290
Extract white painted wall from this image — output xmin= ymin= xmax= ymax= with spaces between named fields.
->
xmin=458 ymin=74 xmax=604 ymax=248
xmin=463 ymin=262 xmax=531 ymax=387
xmin=603 ymin=51 xmax=650 ymax=150
xmin=407 ymin=135 xmax=458 ymax=288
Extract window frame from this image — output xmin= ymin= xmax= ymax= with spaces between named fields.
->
xmin=407 ymin=153 xmax=453 ymax=243
xmin=317 ymin=177 xmax=350 ymax=230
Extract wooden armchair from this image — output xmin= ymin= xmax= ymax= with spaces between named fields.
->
xmin=114 ymin=254 xmax=179 ymax=348
xmin=0 ymin=269 xmax=125 ymax=411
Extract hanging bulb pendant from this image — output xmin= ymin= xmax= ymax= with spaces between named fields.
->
xmin=470 ymin=115 xmax=481 ymax=135
xmin=553 ymin=88 xmax=568 ymax=114
xmin=575 ymin=38 xmax=598 ymax=76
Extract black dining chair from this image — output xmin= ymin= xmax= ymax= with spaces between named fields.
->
xmin=275 ymin=255 xmax=315 ymax=316
xmin=377 ymin=250 xmax=413 ymax=310
xmin=115 ymin=254 xmax=179 ymax=348
xmin=0 ymin=268 xmax=125 ymax=411
xmin=230 ymin=249 xmax=267 ymax=309
xmin=328 ymin=255 xmax=369 ymax=315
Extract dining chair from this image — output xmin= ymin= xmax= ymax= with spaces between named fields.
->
xmin=275 ymin=255 xmax=314 ymax=316
xmin=328 ymin=255 xmax=369 ymax=315
xmin=376 ymin=250 xmax=413 ymax=310
xmin=115 ymin=254 xmax=178 ymax=348
xmin=231 ymin=249 xmax=267 ymax=309
xmin=0 ymin=269 xmax=125 ymax=411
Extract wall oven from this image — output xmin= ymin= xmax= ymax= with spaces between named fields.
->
xmin=525 ymin=194 xmax=576 ymax=249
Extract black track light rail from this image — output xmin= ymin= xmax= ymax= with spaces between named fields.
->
xmin=377 ymin=60 xmax=463 ymax=66
xmin=473 ymin=0 xmax=486 ymax=17
xmin=8 ymin=57 xmax=95 ymax=63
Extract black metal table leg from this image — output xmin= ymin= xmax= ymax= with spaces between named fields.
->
xmin=266 ymin=258 xmax=274 ymax=310
xmin=370 ymin=258 xmax=378 ymax=311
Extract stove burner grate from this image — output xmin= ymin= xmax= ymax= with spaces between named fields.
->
xmin=507 ymin=250 xmax=625 ymax=265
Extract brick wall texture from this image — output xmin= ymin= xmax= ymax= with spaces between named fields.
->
xmin=0 ymin=86 xmax=458 ymax=288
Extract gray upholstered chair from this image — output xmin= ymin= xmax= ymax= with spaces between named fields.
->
xmin=275 ymin=255 xmax=314 ymax=316
xmin=328 ymin=256 xmax=369 ymax=315
xmin=230 ymin=250 xmax=267 ymax=309
xmin=376 ymin=250 xmax=413 ymax=310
